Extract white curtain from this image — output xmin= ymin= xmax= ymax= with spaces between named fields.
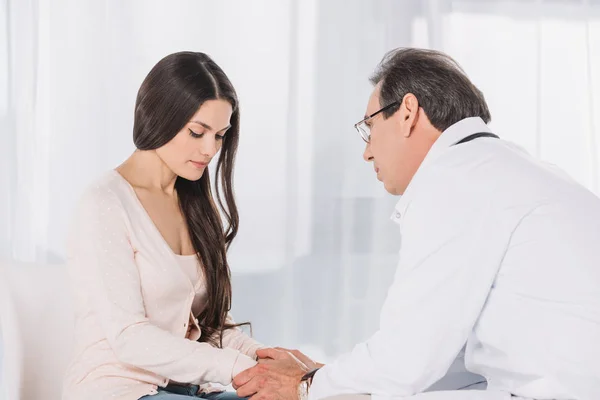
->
xmin=1 ymin=0 xmax=599 ymax=361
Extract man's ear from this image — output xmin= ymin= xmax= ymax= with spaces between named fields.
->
xmin=398 ymin=93 xmax=420 ymax=138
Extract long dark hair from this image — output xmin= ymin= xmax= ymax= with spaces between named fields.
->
xmin=133 ymin=51 xmax=243 ymax=345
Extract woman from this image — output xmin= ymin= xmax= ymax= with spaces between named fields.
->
xmin=63 ymin=52 xmax=264 ymax=400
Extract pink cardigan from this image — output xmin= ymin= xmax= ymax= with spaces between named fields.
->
xmin=63 ymin=171 xmax=262 ymax=400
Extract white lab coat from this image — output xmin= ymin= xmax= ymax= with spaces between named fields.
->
xmin=309 ymin=117 xmax=600 ymax=400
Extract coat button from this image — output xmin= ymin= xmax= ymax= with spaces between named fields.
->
xmin=395 ymin=211 xmax=401 ymax=218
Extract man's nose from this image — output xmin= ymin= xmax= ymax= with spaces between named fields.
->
xmin=363 ymin=143 xmax=373 ymax=162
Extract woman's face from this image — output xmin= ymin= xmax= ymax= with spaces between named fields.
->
xmin=156 ymin=99 xmax=233 ymax=181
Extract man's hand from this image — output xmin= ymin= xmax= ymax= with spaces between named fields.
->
xmin=272 ymin=347 xmax=325 ymax=371
xmin=233 ymin=348 xmax=310 ymax=399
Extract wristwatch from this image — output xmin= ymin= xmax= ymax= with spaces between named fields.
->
xmin=298 ymin=368 xmax=320 ymax=400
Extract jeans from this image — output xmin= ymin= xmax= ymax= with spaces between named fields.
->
xmin=139 ymin=384 xmax=246 ymax=400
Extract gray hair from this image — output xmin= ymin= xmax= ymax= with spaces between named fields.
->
xmin=370 ymin=48 xmax=491 ymax=132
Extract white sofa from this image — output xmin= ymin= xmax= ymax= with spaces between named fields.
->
xmin=0 ymin=261 xmax=74 ymax=399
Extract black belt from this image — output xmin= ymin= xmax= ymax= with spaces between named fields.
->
xmin=455 ymin=132 xmax=499 ymax=145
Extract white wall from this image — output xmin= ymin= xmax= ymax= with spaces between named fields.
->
xmin=2 ymin=0 xmax=600 ymax=367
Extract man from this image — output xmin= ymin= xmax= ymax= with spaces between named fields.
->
xmin=233 ymin=48 xmax=600 ymax=400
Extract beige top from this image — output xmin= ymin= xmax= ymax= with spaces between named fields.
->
xmin=62 ymin=171 xmax=262 ymax=400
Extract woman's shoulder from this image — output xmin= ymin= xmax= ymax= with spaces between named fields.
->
xmin=76 ymin=170 xmax=132 ymax=218
xmin=67 ymin=171 xmax=136 ymax=253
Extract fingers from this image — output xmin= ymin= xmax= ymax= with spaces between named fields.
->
xmin=256 ymin=347 xmax=287 ymax=360
xmin=273 ymin=347 xmax=311 ymax=365
xmin=274 ymin=347 xmax=305 ymax=360
xmin=233 ymin=364 xmax=267 ymax=389
xmin=258 ymin=347 xmax=307 ymax=369
xmin=236 ymin=376 xmax=267 ymax=398
xmin=289 ymin=349 xmax=306 ymax=361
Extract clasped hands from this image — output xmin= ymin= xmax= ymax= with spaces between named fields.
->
xmin=233 ymin=348 xmax=324 ymax=400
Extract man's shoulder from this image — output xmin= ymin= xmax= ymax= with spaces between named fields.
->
xmin=404 ymin=142 xmax=546 ymax=219
xmin=430 ymin=139 xmax=568 ymax=197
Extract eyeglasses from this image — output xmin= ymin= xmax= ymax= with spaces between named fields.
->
xmin=354 ymin=101 xmax=400 ymax=143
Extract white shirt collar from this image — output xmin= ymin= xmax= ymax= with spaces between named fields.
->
xmin=391 ymin=117 xmax=492 ymax=223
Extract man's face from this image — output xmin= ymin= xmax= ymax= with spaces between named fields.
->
xmin=362 ymin=85 xmax=435 ymax=195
